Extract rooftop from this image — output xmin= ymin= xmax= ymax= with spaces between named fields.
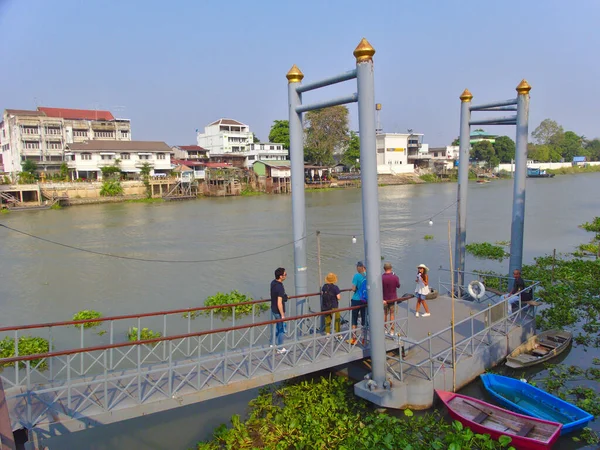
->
xmin=4 ymin=109 xmax=46 ymax=117
xmin=67 ymin=141 xmax=170 ymax=152
xmin=470 ymin=130 xmax=497 ymax=138
xmin=208 ymin=118 xmax=246 ymax=127
xmin=254 ymin=160 xmax=291 ymax=168
xmin=176 ymin=145 xmax=207 ymax=151
xmin=39 ymin=107 xmax=115 ymax=121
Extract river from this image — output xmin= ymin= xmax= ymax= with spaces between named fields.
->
xmin=1 ymin=173 xmax=599 ymax=449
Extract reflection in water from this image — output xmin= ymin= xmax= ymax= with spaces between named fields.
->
xmin=1 ymin=174 xmax=599 ymax=449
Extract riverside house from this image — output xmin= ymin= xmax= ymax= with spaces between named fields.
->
xmin=65 ymin=140 xmax=172 ymax=180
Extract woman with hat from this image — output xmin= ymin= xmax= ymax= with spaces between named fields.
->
xmin=321 ymin=272 xmax=342 ymax=337
xmin=414 ymin=264 xmax=431 ymax=317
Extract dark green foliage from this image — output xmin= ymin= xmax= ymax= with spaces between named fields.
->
xmin=466 ymin=242 xmax=509 ymax=261
xmin=183 ymin=291 xmax=268 ymax=320
xmin=72 ymin=310 xmax=103 ymax=328
xmin=100 ymin=180 xmax=124 ymax=196
xmin=0 ymin=336 xmax=50 ymax=370
xmin=197 ymin=376 xmax=515 ymax=450
xmin=268 ymin=120 xmax=290 ymax=149
xmin=341 ymin=131 xmax=360 ymax=169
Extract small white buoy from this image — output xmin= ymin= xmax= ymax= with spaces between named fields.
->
xmin=520 ymin=378 xmax=528 ymax=383
xmin=352 ymin=236 xmax=357 ymax=244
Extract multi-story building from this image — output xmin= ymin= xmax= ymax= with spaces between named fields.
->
xmin=197 ymin=118 xmax=253 ymax=154
xmin=197 ymin=118 xmax=288 ymax=169
xmin=65 ymin=141 xmax=171 ymax=180
xmin=375 ymin=133 xmax=426 ymax=174
xmin=0 ymin=107 xmax=131 ymax=176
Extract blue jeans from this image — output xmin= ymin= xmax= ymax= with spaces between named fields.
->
xmin=271 ymin=312 xmax=285 ymax=346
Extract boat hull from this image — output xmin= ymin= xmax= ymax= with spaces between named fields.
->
xmin=505 ymin=329 xmax=572 ymax=369
xmin=480 ymin=374 xmax=593 ymax=435
xmin=436 ymin=390 xmax=562 ymax=450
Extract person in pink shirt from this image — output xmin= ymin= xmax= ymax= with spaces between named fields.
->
xmin=382 ymin=262 xmax=400 ymax=335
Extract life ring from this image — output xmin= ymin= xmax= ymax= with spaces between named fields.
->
xmin=468 ymin=280 xmax=486 ymax=300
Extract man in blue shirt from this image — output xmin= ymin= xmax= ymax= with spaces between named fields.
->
xmin=348 ymin=261 xmax=367 ymax=345
xmin=270 ymin=267 xmax=288 ymax=354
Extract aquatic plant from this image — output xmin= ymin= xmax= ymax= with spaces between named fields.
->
xmin=466 ymin=242 xmax=509 ymax=261
xmin=0 ymin=336 xmax=50 ymax=370
xmin=183 ymin=290 xmax=268 ymax=320
xmin=72 ymin=310 xmax=103 ymax=328
xmin=197 ymin=376 xmax=515 ymax=450
xmin=127 ymin=327 xmax=162 ymax=343
xmin=424 ymin=234 xmax=434 ymax=240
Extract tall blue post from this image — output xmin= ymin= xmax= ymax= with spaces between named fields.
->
xmin=508 ymin=80 xmax=531 ymax=284
xmin=455 ymin=89 xmax=472 ymax=288
xmin=287 ymin=65 xmax=308 ymax=315
xmin=354 ymin=39 xmax=386 ymax=389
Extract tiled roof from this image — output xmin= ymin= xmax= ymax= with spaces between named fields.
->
xmin=67 ymin=141 xmax=170 ymax=152
xmin=38 ymin=107 xmax=115 ymax=121
xmin=172 ymin=159 xmax=206 ymax=167
xmin=177 ymin=145 xmax=207 ymax=151
xmin=255 ymin=160 xmax=291 ymax=168
xmin=208 ymin=118 xmax=246 ymax=126
xmin=204 ymin=162 xmax=233 ymax=168
xmin=5 ymin=109 xmax=46 ymax=117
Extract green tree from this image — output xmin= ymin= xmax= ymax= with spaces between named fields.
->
xmin=492 ymin=136 xmax=516 ymax=163
xmin=268 ymin=120 xmax=290 ymax=149
xmin=140 ymin=162 xmax=152 ymax=198
xmin=341 ymin=131 xmax=361 ymax=169
xmin=252 ymin=133 xmax=260 ymax=143
xmin=559 ymin=131 xmax=583 ymax=161
xmin=304 ymin=106 xmax=349 ymax=165
xmin=59 ymin=163 xmax=69 ymax=181
xmin=471 ymin=140 xmax=495 ymax=166
xmin=21 ymin=159 xmax=38 ymax=174
xmin=451 ymin=137 xmax=460 ymax=146
xmin=532 ymin=119 xmax=564 ymax=146
xmin=585 ymin=138 xmax=600 ymax=161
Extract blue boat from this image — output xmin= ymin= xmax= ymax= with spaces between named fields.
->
xmin=480 ymin=374 xmax=593 ymax=435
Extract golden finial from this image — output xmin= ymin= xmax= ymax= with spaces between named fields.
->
xmin=516 ymin=79 xmax=532 ymax=95
xmin=353 ymin=38 xmax=375 ymax=63
xmin=460 ymin=89 xmax=473 ymax=103
xmin=286 ymin=64 xmax=304 ymax=84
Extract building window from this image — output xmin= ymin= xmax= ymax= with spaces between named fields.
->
xmin=157 ymin=153 xmax=165 ymax=160
xmin=22 ymin=126 xmax=39 ymax=135
xmin=121 ymin=153 xmax=130 ymax=159
xmin=434 ymin=152 xmax=438 ymax=157
xmin=248 ymin=155 xmax=255 ymax=160
xmin=95 ymin=131 xmax=115 ymax=138
xmin=73 ymin=130 xmax=88 ymax=137
xmin=45 ymin=127 xmax=61 ymax=135
xmin=139 ymin=155 xmax=150 ymax=160
xmin=81 ymin=153 xmax=92 ymax=160
xmin=120 ymin=130 xmax=129 ymax=138
xmin=101 ymin=155 xmax=114 ymax=160
xmin=24 ymin=141 xmax=40 ymax=149
xmin=46 ymin=141 xmax=62 ymax=150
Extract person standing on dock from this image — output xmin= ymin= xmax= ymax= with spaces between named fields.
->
xmin=414 ymin=264 xmax=431 ymax=317
xmin=348 ymin=261 xmax=367 ymax=345
xmin=321 ymin=272 xmax=342 ymax=338
xmin=270 ymin=267 xmax=288 ymax=354
xmin=382 ymin=262 xmax=400 ymax=335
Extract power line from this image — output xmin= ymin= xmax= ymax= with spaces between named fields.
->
xmin=0 ymin=223 xmax=308 ymax=264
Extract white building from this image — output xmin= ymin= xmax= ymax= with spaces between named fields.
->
xmin=244 ymin=143 xmax=288 ymax=168
xmin=0 ymin=107 xmax=131 ymax=176
xmin=65 ymin=141 xmax=171 ymax=180
xmin=375 ymin=133 xmax=419 ymax=174
xmin=197 ymin=118 xmax=253 ymax=154
xmin=171 ymin=145 xmax=209 ymax=160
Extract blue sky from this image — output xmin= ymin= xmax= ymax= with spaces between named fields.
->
xmin=1 ymin=0 xmax=598 ymax=147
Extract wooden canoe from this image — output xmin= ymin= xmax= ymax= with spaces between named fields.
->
xmin=436 ymin=390 xmax=562 ymax=450
xmin=481 ymin=374 xmax=593 ymax=435
xmin=505 ymin=329 xmax=572 ymax=369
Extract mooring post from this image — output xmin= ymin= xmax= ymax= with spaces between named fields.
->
xmin=355 ymin=38 xmax=386 ymax=388
xmin=508 ymin=80 xmax=531 ymax=287
xmin=455 ymin=89 xmax=472 ymax=289
xmin=287 ymin=64 xmax=308 ymax=316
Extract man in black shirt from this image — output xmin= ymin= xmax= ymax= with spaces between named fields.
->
xmin=507 ymin=269 xmax=531 ymax=312
xmin=270 ymin=267 xmax=288 ymax=353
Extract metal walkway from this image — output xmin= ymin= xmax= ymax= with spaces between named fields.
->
xmin=0 ymin=271 xmax=537 ymax=444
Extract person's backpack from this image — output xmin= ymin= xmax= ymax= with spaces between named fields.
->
xmin=358 ymin=277 xmax=368 ymax=303
xmin=321 ymin=284 xmax=337 ymax=311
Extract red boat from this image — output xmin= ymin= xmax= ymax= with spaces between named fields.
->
xmin=436 ymin=390 xmax=562 ymax=450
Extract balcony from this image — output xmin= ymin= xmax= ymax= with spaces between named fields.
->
xmin=97 ymin=160 xmax=118 ymax=167
xmin=407 ymin=153 xmax=431 ymax=160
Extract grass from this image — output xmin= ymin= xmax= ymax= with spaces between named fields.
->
xmin=547 ymin=165 xmax=600 ymax=175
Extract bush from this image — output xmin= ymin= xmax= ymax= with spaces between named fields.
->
xmin=0 ymin=336 xmax=50 ymax=370
xmin=419 ymin=174 xmax=439 ymax=183
xmin=184 ymin=290 xmax=268 ymax=320
xmin=424 ymin=234 xmax=434 ymax=240
xmin=72 ymin=310 xmax=103 ymax=328
xmin=466 ymin=242 xmax=509 ymax=261
xmin=100 ymin=180 xmax=124 ymax=196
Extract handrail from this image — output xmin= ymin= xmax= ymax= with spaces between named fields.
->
xmin=0 ymin=289 xmax=352 ymax=333
xmin=0 ymin=295 xmax=413 ymax=364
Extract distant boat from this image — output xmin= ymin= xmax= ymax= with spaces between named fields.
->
xmin=476 ymin=179 xmax=491 ymax=184
xmin=505 ymin=329 xmax=572 ymax=369
xmin=436 ymin=390 xmax=562 ymax=450
xmin=481 ymin=374 xmax=593 ymax=435
xmin=527 ymin=168 xmax=555 ymax=178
